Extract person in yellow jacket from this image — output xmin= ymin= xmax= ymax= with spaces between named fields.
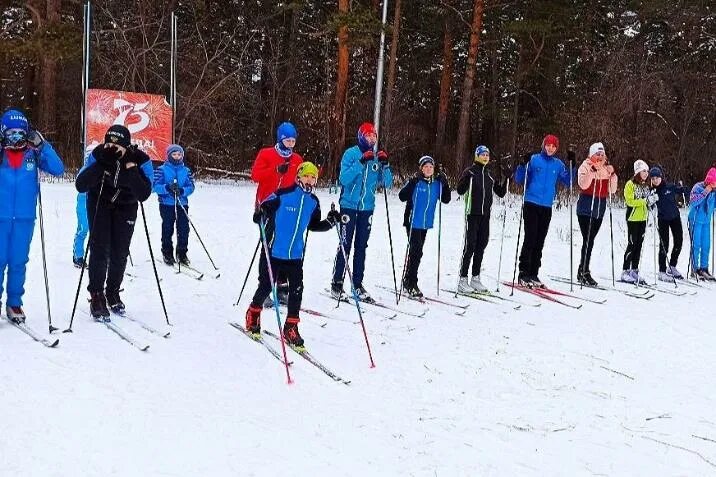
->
xmin=621 ymin=159 xmax=658 ymax=283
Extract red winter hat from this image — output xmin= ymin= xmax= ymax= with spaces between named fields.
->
xmin=357 ymin=122 xmax=377 ymax=149
xmin=542 ymin=134 xmax=559 ymax=150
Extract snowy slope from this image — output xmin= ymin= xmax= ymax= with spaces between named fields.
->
xmin=1 ymin=180 xmax=714 ymax=477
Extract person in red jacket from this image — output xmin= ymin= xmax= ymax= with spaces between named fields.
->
xmin=250 ymin=122 xmax=303 ymax=305
xmin=250 ymin=122 xmax=303 ymax=207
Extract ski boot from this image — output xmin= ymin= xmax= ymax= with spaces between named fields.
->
xmin=73 ymin=256 xmax=85 ymax=268
xmin=355 ymin=285 xmax=374 ymax=303
xmin=469 ymin=275 xmax=488 ymax=293
xmin=283 ymin=317 xmax=304 ymax=348
xmin=577 ymin=269 xmax=598 ymax=287
xmin=457 ymin=277 xmax=475 ymax=294
xmin=620 ymin=269 xmax=636 ymax=284
xmin=176 ymin=251 xmax=190 ymax=267
xmin=106 ymin=289 xmax=126 ymax=315
xmin=658 ymin=271 xmax=674 ymax=282
xmin=245 ymin=305 xmax=262 ymax=335
xmin=90 ymin=292 xmax=110 ymax=322
xmin=531 ymin=275 xmax=545 ymax=288
xmin=162 ymin=249 xmax=175 ymax=266
xmin=698 ymin=268 xmax=716 ymax=281
xmin=518 ymin=273 xmax=534 ymax=288
xmin=667 ymin=265 xmax=684 ymax=279
xmin=330 ymin=280 xmax=346 ymax=300
xmin=6 ymin=305 xmax=25 ymax=324
xmin=403 ymin=281 xmax=423 ymax=299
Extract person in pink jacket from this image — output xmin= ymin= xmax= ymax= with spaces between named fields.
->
xmin=575 ymin=142 xmax=618 ymax=286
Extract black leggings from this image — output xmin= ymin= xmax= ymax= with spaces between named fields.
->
xmin=657 ymin=217 xmax=683 ymax=272
xmin=577 ymin=214 xmax=603 ymax=272
xmin=623 ymin=221 xmax=646 ymax=270
xmin=459 ymin=215 xmax=490 ymax=277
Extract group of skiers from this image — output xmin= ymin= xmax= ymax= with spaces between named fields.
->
xmin=1 ymin=106 xmax=714 ymax=349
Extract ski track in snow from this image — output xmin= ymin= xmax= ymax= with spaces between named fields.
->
xmin=1 ymin=181 xmax=714 ymax=476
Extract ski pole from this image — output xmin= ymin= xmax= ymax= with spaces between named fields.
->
xmin=653 ymin=208 xmax=658 ymax=286
xmin=177 ymin=200 xmax=219 ymax=272
xmin=382 ymin=187 xmax=399 ymax=304
xmin=654 ymin=214 xmax=678 ymax=287
xmin=259 ymin=216 xmax=293 ymax=384
xmin=579 ymin=175 xmax=598 ymax=290
xmin=569 ymin=153 xmax=574 ymax=291
xmin=35 ymin=163 xmax=57 ymax=333
xmin=128 ymin=251 xmax=134 ymax=267
xmin=495 ymin=178 xmax=509 ymax=292
xmin=234 ymin=238 xmax=261 ymax=306
xmin=398 ymin=224 xmax=413 ymax=304
xmin=174 ymin=183 xmax=180 ymax=273
xmin=437 ymin=181 xmax=442 ymax=296
xmin=66 ymin=175 xmax=106 ymax=333
xmin=511 ymin=160 xmax=529 ymax=295
xmin=331 ymin=203 xmax=375 ymax=368
xmin=140 ymin=202 xmax=172 ymax=325
xmin=608 ymin=189 xmax=615 ymax=287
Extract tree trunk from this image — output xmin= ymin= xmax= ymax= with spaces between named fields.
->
xmin=39 ymin=0 xmax=60 ymax=135
xmin=331 ymin=0 xmax=350 ymax=179
xmin=454 ymin=0 xmax=484 ymax=172
xmin=434 ymin=11 xmax=454 ymax=158
xmin=383 ymin=0 xmax=402 ymax=147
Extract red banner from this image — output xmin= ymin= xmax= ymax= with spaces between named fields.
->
xmin=85 ymin=89 xmax=173 ymax=162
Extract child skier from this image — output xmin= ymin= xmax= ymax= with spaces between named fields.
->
xmin=455 ymin=145 xmax=507 ymax=293
xmin=0 ymin=109 xmax=64 ymax=323
xmin=244 ymin=162 xmax=341 ymax=347
xmin=621 ymin=160 xmax=658 ymax=284
xmin=153 ymin=144 xmax=195 ymax=266
xmin=575 ymin=142 xmax=618 ymax=286
xmin=649 ymin=166 xmax=689 ymax=281
xmin=251 ymin=122 xmax=303 ymax=305
xmin=330 ymin=122 xmax=393 ymax=302
xmin=76 ymin=125 xmax=153 ymax=319
xmin=688 ymin=167 xmax=716 ymax=280
xmin=398 ymin=156 xmax=451 ymax=298
xmin=513 ymin=134 xmax=575 ymax=287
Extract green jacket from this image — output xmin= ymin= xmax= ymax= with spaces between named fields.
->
xmin=624 ymin=179 xmax=649 ymax=222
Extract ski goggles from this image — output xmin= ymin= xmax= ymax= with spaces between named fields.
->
xmin=2 ymin=129 xmax=27 ymax=149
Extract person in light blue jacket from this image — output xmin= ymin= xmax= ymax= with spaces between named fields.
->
xmin=398 ymin=156 xmax=450 ymax=298
xmin=688 ymin=167 xmax=716 ymax=280
xmin=153 ymin=144 xmax=195 ymax=266
xmin=0 ymin=108 xmax=64 ymax=323
xmin=513 ymin=134 xmax=575 ymax=287
xmin=330 ymin=122 xmax=393 ymax=302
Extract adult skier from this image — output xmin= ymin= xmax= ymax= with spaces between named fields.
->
xmin=621 ymin=160 xmax=657 ymax=284
xmin=153 ymin=144 xmax=195 ymax=266
xmin=455 ymin=145 xmax=507 ymax=293
xmin=75 ymin=125 xmax=153 ymax=319
xmin=0 ymin=109 xmax=64 ymax=323
xmin=398 ymin=155 xmax=451 ymax=298
xmin=513 ymin=134 xmax=575 ymax=287
xmin=688 ymin=167 xmax=716 ymax=280
xmin=575 ymin=142 xmax=618 ymax=286
xmin=649 ymin=166 xmax=689 ymax=281
xmin=330 ymin=122 xmax=393 ymax=302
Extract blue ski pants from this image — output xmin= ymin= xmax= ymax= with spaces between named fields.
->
xmin=690 ymin=221 xmax=711 ymax=269
xmin=332 ymin=208 xmax=373 ymax=288
xmin=73 ymin=192 xmax=89 ymax=259
xmin=0 ymin=219 xmax=36 ymax=306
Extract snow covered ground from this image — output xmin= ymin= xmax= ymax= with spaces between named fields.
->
xmin=1 ymin=180 xmax=715 ymax=476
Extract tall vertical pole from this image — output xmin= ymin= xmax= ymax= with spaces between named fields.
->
xmin=170 ymin=11 xmax=177 ymax=143
xmin=81 ymin=1 xmax=92 ymax=155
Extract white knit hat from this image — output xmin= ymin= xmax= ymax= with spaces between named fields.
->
xmin=588 ymin=142 xmax=605 ymax=158
xmin=633 ymin=159 xmax=649 ymax=175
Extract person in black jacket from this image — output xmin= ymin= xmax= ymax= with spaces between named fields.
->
xmin=75 ymin=125 xmax=153 ymax=320
xmin=455 ymin=145 xmax=508 ymax=293
xmin=649 ymin=166 xmax=688 ymax=281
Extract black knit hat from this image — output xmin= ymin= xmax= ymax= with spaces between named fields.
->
xmin=104 ymin=124 xmax=131 ymax=148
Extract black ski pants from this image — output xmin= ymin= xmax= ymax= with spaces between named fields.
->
xmin=658 ymin=217 xmax=683 ymax=272
xmin=459 ymin=214 xmax=490 ymax=278
xmin=577 ymin=214 xmax=603 ymax=272
xmin=87 ymin=197 xmax=137 ymax=294
xmin=159 ymin=203 xmax=189 ymax=255
xmin=251 ymin=257 xmax=303 ymax=317
xmin=623 ymin=221 xmax=646 ymax=270
xmin=519 ymin=202 xmax=552 ymax=277
xmin=403 ymin=227 xmax=427 ymax=287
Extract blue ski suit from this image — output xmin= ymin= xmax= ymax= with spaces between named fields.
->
xmin=688 ymin=182 xmax=716 ymax=269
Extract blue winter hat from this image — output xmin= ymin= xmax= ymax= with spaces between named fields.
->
xmin=475 ymin=145 xmax=490 ymax=157
xmin=649 ymin=166 xmax=663 ymax=178
xmin=418 ymin=156 xmax=435 ymax=167
xmin=276 ymin=122 xmax=297 ymax=142
xmin=1 ymin=109 xmax=29 ymax=134
xmin=166 ymin=144 xmax=184 ymax=162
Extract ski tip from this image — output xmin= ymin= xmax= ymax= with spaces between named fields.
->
xmin=341 ymin=380 xmax=352 ymax=385
xmin=48 ymin=339 xmax=60 ymax=348
xmin=162 ymin=332 xmax=171 ymax=338
xmin=140 ymin=345 xmax=150 ymax=352
xmin=62 ymin=328 xmax=73 ymax=334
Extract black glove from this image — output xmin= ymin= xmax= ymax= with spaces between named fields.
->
xmin=27 ymin=130 xmax=45 ymax=148
xmin=436 ymin=171 xmax=448 ymax=185
xmin=167 ymin=183 xmax=182 ymax=195
xmin=520 ymin=153 xmax=531 ymax=166
xmin=359 ymin=150 xmax=374 ymax=165
xmin=567 ymin=149 xmax=576 ymax=167
xmin=377 ymin=150 xmax=388 ymax=165
xmin=94 ymin=144 xmax=123 ymax=170
xmin=326 ymin=209 xmax=341 ymax=226
xmin=276 ymin=162 xmax=289 ymax=174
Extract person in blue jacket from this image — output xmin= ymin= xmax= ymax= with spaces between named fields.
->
xmin=398 ymin=156 xmax=450 ymax=298
xmin=76 ymin=125 xmax=153 ymax=320
xmin=513 ymin=134 xmax=575 ymax=287
xmin=72 ymin=144 xmax=97 ymax=268
xmin=330 ymin=122 xmax=393 ymax=302
xmin=153 ymin=144 xmax=195 ymax=266
xmin=244 ymin=162 xmax=340 ymax=347
xmin=0 ymin=108 xmax=64 ymax=323
xmin=649 ymin=166 xmax=689 ymax=281
xmin=688 ymin=167 xmax=716 ymax=281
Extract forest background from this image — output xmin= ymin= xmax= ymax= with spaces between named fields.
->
xmin=1 ymin=0 xmax=714 ymax=185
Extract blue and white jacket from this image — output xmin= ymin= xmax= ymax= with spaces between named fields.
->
xmin=398 ymin=175 xmax=451 ymax=230
xmin=688 ymin=182 xmax=716 ymax=225
xmin=153 ymin=160 xmax=195 ymax=206
xmin=255 ymin=184 xmax=333 ymax=260
xmin=0 ymin=143 xmax=64 ymax=220
xmin=514 ymin=151 xmax=575 ymax=208
xmin=338 ymin=145 xmax=393 ymax=212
